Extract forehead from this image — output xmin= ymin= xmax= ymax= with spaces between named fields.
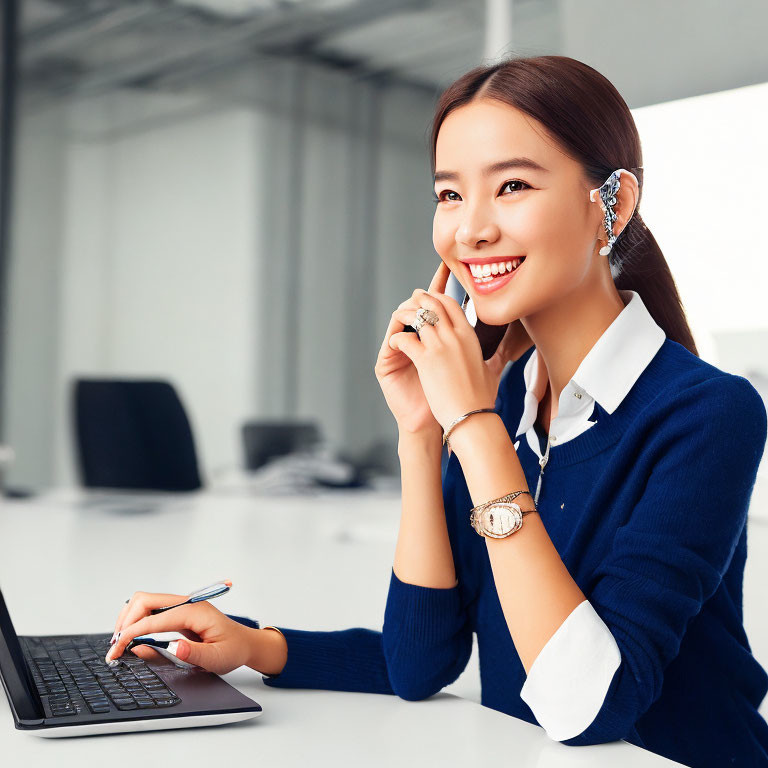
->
xmin=435 ymin=99 xmax=571 ymax=176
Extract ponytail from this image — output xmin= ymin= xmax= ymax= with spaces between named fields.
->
xmin=613 ymin=213 xmax=699 ymax=356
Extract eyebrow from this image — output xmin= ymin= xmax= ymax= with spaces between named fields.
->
xmin=434 ymin=157 xmax=549 ymax=183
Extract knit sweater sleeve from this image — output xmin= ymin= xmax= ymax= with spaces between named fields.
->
xmin=254 ymin=571 xmax=473 ymax=696
xmin=554 ymin=374 xmax=767 ymax=746
xmin=259 ymin=626 xmax=396 ymax=693
xmin=379 ymin=435 xmax=476 ymax=701
xmin=381 ymin=567 xmax=473 ymax=700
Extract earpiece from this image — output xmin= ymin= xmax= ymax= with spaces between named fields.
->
xmin=588 ymin=168 xmax=639 ymax=256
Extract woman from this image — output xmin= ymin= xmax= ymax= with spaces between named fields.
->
xmin=106 ymin=56 xmax=768 ymax=767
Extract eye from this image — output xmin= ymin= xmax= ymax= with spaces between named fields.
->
xmin=432 ymin=179 xmax=531 ymax=205
xmin=500 ymin=179 xmax=530 ymax=195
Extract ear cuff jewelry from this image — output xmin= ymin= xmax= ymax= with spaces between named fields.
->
xmin=589 ymin=168 xmax=639 ymax=256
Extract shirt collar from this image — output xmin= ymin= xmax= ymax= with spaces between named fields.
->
xmin=514 ymin=290 xmax=666 ymax=439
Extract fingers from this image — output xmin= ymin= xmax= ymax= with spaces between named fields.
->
xmin=128 ymin=645 xmax=163 ymax=661
xmin=113 ymin=592 xmax=190 ymax=642
xmin=376 ymin=292 xmax=445 ymax=369
xmin=409 ymin=284 xmax=474 ymax=339
xmin=408 ymin=288 xmax=453 ymax=331
xmin=376 ymin=265 xmax=465 ymax=368
xmin=390 ymin=308 xmax=440 ymax=347
xmin=111 ymin=601 xmax=131 ymax=643
xmin=168 ymin=636 xmax=220 ymax=669
xmin=106 ymin=603 xmax=202 ymax=664
xmin=388 ymin=328 xmax=425 ymax=361
xmin=423 ymin=288 xmax=471 ymax=330
xmin=427 ymin=260 xmax=451 ymax=294
xmin=377 ymin=306 xmax=409 ymax=361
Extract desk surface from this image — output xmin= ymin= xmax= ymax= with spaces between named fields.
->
xmin=0 ymin=488 xmax=683 ymax=766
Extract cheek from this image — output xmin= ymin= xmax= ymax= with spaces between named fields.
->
xmin=498 ymin=204 xmax=548 ymax=248
xmin=432 ymin=217 xmax=453 ymax=256
xmin=508 ymin=201 xmax=589 ymax=260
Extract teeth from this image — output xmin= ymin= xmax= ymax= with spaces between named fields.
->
xmin=468 ymin=258 xmax=524 ymax=281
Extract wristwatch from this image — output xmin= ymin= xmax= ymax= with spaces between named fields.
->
xmin=470 ymin=492 xmax=537 ymax=539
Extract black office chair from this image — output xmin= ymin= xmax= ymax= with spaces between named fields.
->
xmin=241 ymin=420 xmax=321 ymax=470
xmin=73 ymin=378 xmax=203 ymax=491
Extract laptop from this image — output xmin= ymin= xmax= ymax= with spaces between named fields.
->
xmin=0 ymin=585 xmax=262 ymax=737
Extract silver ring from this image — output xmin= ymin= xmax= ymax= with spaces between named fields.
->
xmin=411 ymin=307 xmax=440 ymax=333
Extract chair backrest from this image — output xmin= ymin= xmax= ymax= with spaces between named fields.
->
xmin=73 ymin=378 xmax=202 ymax=491
xmin=241 ymin=420 xmax=321 ymax=470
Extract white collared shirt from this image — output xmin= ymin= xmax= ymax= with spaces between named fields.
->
xmin=517 ymin=289 xmax=666 ymax=741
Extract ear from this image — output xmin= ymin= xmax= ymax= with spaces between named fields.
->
xmin=589 ymin=169 xmax=640 ymax=243
xmin=611 ymin=169 xmax=640 ymax=240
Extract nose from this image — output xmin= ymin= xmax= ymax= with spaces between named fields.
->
xmin=455 ymin=200 xmax=500 ymax=248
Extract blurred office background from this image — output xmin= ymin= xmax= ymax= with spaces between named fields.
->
xmin=1 ymin=0 xmax=767 ymax=493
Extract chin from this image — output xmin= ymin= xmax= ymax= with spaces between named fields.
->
xmin=474 ymin=302 xmax=519 ymax=327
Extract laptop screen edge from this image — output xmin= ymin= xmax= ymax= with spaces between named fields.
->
xmin=0 ymin=586 xmax=44 ymax=725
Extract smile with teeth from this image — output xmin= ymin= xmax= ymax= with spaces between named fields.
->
xmin=469 ymin=258 xmax=525 ymax=282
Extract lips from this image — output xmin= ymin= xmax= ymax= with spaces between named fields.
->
xmin=463 ymin=257 xmax=525 ymax=295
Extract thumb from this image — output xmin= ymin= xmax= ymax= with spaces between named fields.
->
xmin=168 ymin=638 xmax=205 ymax=666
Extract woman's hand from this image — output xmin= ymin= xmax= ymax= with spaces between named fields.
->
xmin=386 ymin=262 xmax=524 ymax=432
xmin=374 ymin=264 xmax=453 ymax=436
xmin=106 ymin=591 xmax=257 ymax=676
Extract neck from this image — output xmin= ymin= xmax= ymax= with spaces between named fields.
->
xmin=520 ymin=277 xmax=627 ymax=415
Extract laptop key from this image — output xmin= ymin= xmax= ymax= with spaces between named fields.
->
xmin=115 ymin=701 xmax=139 ymax=710
xmin=51 ymin=706 xmax=76 ymax=716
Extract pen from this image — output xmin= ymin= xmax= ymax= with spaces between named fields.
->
xmin=149 ymin=580 xmax=232 ymax=615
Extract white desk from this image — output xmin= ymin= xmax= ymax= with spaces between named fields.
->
xmin=0 ymin=487 xmax=686 ymax=765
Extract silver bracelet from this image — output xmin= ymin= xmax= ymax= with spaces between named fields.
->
xmin=470 ymin=490 xmax=537 ymax=515
xmin=442 ymin=407 xmax=497 ymax=455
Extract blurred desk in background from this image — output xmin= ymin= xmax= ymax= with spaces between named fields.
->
xmin=0 ymin=486 xmax=737 ymax=765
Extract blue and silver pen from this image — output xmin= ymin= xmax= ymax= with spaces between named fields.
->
xmin=149 ymin=580 xmax=233 ymax=615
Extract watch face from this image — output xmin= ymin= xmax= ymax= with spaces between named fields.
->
xmin=481 ymin=503 xmax=523 ymax=537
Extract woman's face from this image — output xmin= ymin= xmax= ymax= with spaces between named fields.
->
xmin=432 ymin=99 xmax=604 ymax=327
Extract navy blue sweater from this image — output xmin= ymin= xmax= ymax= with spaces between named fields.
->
xmin=255 ymin=338 xmax=768 ymax=767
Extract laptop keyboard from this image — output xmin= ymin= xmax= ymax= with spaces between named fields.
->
xmin=25 ymin=634 xmax=182 ymax=717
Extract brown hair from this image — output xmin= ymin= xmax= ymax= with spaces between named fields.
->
xmin=429 ymin=55 xmax=699 ymax=356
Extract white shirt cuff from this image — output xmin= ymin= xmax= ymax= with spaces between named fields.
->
xmin=519 ymin=599 xmax=621 ymax=741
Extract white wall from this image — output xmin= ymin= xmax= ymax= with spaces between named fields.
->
xmin=2 ymin=98 xmax=67 ymax=491
xmin=3 ymin=62 xmax=438 ymax=490
xmin=52 ymin=99 xmax=260 ymax=488
xmin=632 ymin=81 xmax=768 ymax=365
